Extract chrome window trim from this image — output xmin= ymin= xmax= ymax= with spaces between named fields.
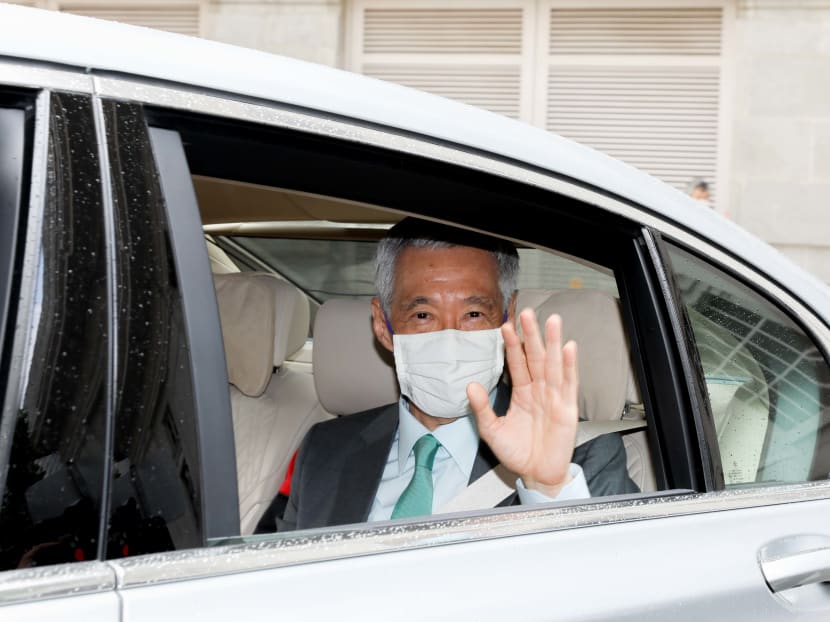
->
xmin=90 ymin=75 xmax=830 ymax=357
xmin=0 ymin=562 xmax=116 ymax=606
xmin=91 ymin=96 xmax=119 ymax=560
xmin=111 ymin=481 xmax=830 ymax=589
xmin=0 ymin=60 xmax=92 ymax=94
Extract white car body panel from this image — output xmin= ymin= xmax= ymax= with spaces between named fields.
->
xmin=3 ymin=593 xmax=119 ymax=621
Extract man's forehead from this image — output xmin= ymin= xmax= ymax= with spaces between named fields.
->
xmin=396 ymin=244 xmax=498 ymax=265
xmin=392 ymin=246 xmax=501 ymax=297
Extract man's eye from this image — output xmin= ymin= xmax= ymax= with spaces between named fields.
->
xmin=415 ymin=312 xmax=430 ymax=320
xmin=468 ymin=311 xmax=482 ymax=318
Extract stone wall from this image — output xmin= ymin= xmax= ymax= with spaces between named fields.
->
xmin=203 ymin=0 xmax=342 ymax=67
xmin=731 ymin=1 xmax=830 ymax=282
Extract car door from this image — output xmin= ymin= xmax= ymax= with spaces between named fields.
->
xmin=0 ymin=68 xmax=239 ymax=618
xmin=93 ymin=74 xmax=830 ymax=621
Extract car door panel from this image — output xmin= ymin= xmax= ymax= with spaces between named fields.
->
xmin=3 ymin=593 xmax=119 ymax=621
xmin=116 ymin=492 xmax=830 ymax=621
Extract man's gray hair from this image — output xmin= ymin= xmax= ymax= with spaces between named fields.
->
xmin=375 ymin=218 xmax=519 ymax=317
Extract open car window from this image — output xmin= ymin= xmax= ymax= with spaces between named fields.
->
xmin=146 ymin=107 xmax=662 ymax=542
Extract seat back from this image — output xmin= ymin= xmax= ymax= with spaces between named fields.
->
xmin=312 ymin=298 xmax=399 ymax=415
xmin=214 ymin=272 xmax=331 ymax=534
xmin=516 ymin=289 xmax=655 ymax=492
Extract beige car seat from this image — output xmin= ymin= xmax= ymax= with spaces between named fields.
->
xmin=686 ymin=307 xmax=769 ymax=485
xmin=213 ymin=272 xmax=332 ymax=534
xmin=206 ymin=237 xmax=239 ymax=274
xmin=516 ymin=289 xmax=656 ymax=492
xmin=312 ymin=289 xmax=656 ymax=492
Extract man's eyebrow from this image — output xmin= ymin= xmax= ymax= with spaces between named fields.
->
xmin=402 ymin=296 xmax=431 ymax=311
xmin=464 ymin=296 xmax=497 ymax=308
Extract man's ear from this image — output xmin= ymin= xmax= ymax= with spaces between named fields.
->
xmin=371 ymin=297 xmax=394 ymax=353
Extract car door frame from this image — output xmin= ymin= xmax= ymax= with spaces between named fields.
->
xmin=0 ymin=61 xmax=237 ymax=612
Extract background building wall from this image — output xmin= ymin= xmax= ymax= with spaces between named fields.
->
xmin=731 ymin=0 xmax=830 ymax=282
xmin=204 ymin=0 xmax=342 ymax=66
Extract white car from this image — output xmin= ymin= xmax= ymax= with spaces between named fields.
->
xmin=1 ymin=4 xmax=829 ymax=621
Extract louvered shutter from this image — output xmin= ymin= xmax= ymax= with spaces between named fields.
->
xmin=58 ymin=2 xmax=200 ymax=36
xmin=350 ymin=1 xmax=534 ymax=121
xmin=542 ymin=6 xmax=724 ymax=202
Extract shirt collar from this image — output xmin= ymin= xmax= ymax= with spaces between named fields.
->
xmin=397 ymin=393 xmax=495 ymax=478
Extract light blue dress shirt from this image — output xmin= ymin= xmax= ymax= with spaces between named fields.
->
xmin=367 ymin=398 xmax=590 ymax=521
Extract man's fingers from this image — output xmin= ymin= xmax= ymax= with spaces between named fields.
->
xmin=520 ymin=308 xmax=546 ymax=382
xmin=544 ymin=314 xmax=564 ymax=389
xmin=467 ymin=381 xmax=499 ymax=433
xmin=502 ymin=318 xmax=531 ymax=387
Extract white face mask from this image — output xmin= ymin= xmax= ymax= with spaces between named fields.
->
xmin=393 ymin=328 xmax=504 ymax=419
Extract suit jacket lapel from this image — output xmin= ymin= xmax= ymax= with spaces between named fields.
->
xmin=329 ymin=404 xmax=398 ymax=525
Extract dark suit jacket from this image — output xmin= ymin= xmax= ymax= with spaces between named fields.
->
xmin=276 ymin=389 xmax=638 ymax=532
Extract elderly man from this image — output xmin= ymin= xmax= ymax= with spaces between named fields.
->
xmin=275 ymin=218 xmax=637 ymax=531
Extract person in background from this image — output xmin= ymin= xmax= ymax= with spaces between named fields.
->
xmin=687 ymin=178 xmax=712 ymax=208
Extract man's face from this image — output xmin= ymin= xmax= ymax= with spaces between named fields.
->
xmin=371 ymin=245 xmax=513 ymax=351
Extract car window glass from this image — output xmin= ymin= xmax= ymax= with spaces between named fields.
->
xmin=102 ymin=101 xmax=204 ymax=558
xmin=0 ymin=93 xmax=108 ymax=570
xmin=0 ymin=102 xmax=29 ymax=384
xmin=667 ymin=243 xmax=830 ymax=486
xmin=224 ymin=236 xmax=618 ymax=304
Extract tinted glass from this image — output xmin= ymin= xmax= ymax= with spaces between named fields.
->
xmin=668 ymin=243 xmax=830 ymax=486
xmin=227 ymin=237 xmax=618 ymax=302
xmin=0 ymin=93 xmax=108 ymax=569
xmin=103 ymin=101 xmax=203 ymax=557
xmin=0 ymin=103 xmax=29 ymax=385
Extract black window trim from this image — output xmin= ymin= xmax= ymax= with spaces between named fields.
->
xmin=641 ymin=228 xmax=722 ymax=492
xmin=147 ymin=125 xmax=240 ymax=541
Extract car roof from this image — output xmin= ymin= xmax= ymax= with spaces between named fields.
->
xmin=1 ymin=4 xmax=829 ymax=321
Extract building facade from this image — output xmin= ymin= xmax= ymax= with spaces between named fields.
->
xmin=12 ymin=0 xmax=830 ymax=282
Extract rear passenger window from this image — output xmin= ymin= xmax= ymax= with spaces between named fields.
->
xmin=667 ymin=243 xmax=830 ymax=486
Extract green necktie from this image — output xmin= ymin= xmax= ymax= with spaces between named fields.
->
xmin=391 ymin=434 xmax=441 ymax=519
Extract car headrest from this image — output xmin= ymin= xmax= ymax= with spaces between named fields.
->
xmin=515 ymin=289 xmax=640 ymax=421
xmin=311 ymin=289 xmax=640 ymax=421
xmin=214 ymin=272 xmax=310 ymax=397
xmin=312 ymin=298 xmax=399 ymax=415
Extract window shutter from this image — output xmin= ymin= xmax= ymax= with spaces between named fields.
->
xmin=543 ymin=7 xmax=724 ymax=201
xmin=350 ymin=2 xmax=533 ymax=121
xmin=59 ymin=3 xmax=200 ymax=36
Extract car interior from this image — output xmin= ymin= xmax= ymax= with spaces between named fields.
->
xmin=197 ymin=180 xmax=656 ymax=534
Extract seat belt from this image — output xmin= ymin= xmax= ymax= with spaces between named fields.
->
xmin=436 ymin=418 xmax=648 ymax=514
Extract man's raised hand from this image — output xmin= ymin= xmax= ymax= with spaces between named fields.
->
xmin=467 ymin=308 xmax=579 ymax=498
